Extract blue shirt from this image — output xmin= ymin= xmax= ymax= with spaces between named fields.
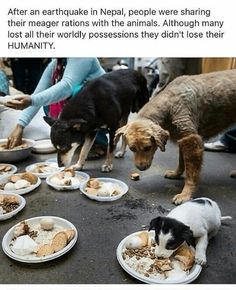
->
xmin=18 ymin=58 xmax=105 ymax=127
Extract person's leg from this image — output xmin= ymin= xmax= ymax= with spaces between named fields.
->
xmin=204 ymin=137 xmax=227 ymax=151
xmin=204 ymin=127 xmax=236 ymax=177
xmin=220 ymin=127 xmax=236 ymax=153
xmin=223 ymin=127 xmax=236 ymax=178
xmin=86 ymin=129 xmax=108 ymax=160
xmin=11 ymin=59 xmax=27 ymax=93
xmin=205 ymin=126 xmax=236 ymax=152
xmin=94 ymin=129 xmax=108 ymax=148
xmin=25 ymin=58 xmax=44 ymax=94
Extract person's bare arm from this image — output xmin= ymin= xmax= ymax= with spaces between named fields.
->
xmin=5 ymin=95 xmax=32 ymax=110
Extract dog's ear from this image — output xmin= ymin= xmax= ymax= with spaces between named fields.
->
xmin=43 ymin=116 xmax=56 ymax=127
xmin=182 ymin=226 xmax=195 ymax=246
xmin=151 ymin=125 xmax=169 ymax=152
xmin=149 ymin=216 xmax=162 ymax=231
xmin=68 ymin=119 xmax=88 ymax=131
xmin=114 ymin=125 xmax=128 ymax=145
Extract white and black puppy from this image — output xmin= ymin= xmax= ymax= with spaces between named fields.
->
xmin=149 ymin=198 xmax=231 ymax=266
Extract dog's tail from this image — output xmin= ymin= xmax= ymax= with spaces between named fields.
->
xmin=221 ymin=216 xmax=232 ymax=221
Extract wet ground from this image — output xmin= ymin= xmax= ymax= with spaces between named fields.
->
xmin=0 ymin=141 xmax=235 ymax=284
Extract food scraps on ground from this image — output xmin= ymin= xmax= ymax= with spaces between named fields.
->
xmin=130 ymin=173 xmax=140 ymax=181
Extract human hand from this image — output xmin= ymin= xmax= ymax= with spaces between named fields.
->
xmin=7 ymin=124 xmax=24 ymax=149
xmin=6 ymin=95 xmax=32 ymax=110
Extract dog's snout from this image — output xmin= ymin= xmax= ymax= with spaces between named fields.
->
xmin=136 ymin=163 xmax=149 ymax=171
xmin=154 ymin=244 xmax=174 ymax=259
xmin=57 ymin=154 xmax=64 ymax=167
xmin=157 ymin=253 xmax=168 ymax=259
xmin=58 ymin=160 xmax=64 ymax=167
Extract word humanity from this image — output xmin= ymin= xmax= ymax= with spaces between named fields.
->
xmin=8 ymin=42 xmax=54 ymax=49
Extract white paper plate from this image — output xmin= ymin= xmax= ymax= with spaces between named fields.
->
xmin=0 ymin=174 xmax=41 ymax=195
xmin=80 ymin=177 xmax=128 ymax=202
xmin=2 ymin=216 xmax=78 ymax=263
xmin=0 ymin=193 xmax=26 ymax=221
xmin=32 ymin=139 xmax=56 ymax=154
xmin=46 ymin=171 xmax=90 ymax=191
xmin=0 ymin=164 xmax=17 ymax=177
xmin=46 ymin=158 xmax=57 ymax=163
xmin=26 ymin=162 xmax=63 ymax=179
xmin=116 ymin=231 xmax=202 ymax=284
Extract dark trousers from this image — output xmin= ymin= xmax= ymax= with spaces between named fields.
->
xmin=221 ymin=127 xmax=236 ymax=152
xmin=11 ymin=58 xmax=44 ymax=94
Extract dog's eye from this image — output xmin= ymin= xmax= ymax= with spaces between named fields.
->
xmin=166 ymin=244 xmax=177 ymax=250
xmin=143 ymin=146 xmax=151 ymax=152
xmin=166 ymin=240 xmax=180 ymax=250
xmin=129 ymin=146 xmax=137 ymax=152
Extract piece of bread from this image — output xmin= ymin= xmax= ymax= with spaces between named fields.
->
xmin=130 ymin=173 xmax=140 ymax=181
xmin=4 ymin=195 xmax=19 ymax=204
xmin=174 ymin=244 xmax=195 ymax=270
xmin=36 ymin=244 xmax=54 ymax=257
xmin=64 ymin=168 xmax=75 ymax=177
xmin=153 ymin=259 xmax=172 ymax=272
xmin=52 ymin=232 xmax=68 ymax=252
xmin=9 ymin=175 xmax=22 ymax=183
xmin=87 ymin=178 xmax=101 ymax=189
xmin=0 ymin=165 xmax=12 ymax=172
xmin=138 ymin=232 xmax=149 ymax=247
xmin=0 ymin=194 xmax=4 ymax=204
xmin=21 ymin=172 xmax=38 ymax=184
xmin=65 ymin=229 xmax=76 ymax=243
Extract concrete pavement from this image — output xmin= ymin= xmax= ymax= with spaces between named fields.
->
xmin=0 ymin=141 xmax=235 ymax=284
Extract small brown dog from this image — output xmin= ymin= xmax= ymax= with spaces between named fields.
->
xmin=115 ymin=69 xmax=236 ymax=205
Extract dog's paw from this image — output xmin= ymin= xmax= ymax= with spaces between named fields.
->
xmin=70 ymin=164 xmax=83 ymax=171
xmin=172 ymin=193 xmax=191 ymax=205
xmin=195 ymin=254 xmax=207 ymax=266
xmin=115 ymin=151 xmax=125 ymax=158
xmin=101 ymin=164 xmax=113 ymax=172
xmin=164 ymin=170 xmax=182 ymax=179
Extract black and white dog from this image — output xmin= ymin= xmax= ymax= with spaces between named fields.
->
xmin=44 ymin=69 xmax=149 ymax=172
xmin=149 ymin=198 xmax=231 ymax=265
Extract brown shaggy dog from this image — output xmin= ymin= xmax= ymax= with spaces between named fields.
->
xmin=115 ymin=69 xmax=236 ymax=205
